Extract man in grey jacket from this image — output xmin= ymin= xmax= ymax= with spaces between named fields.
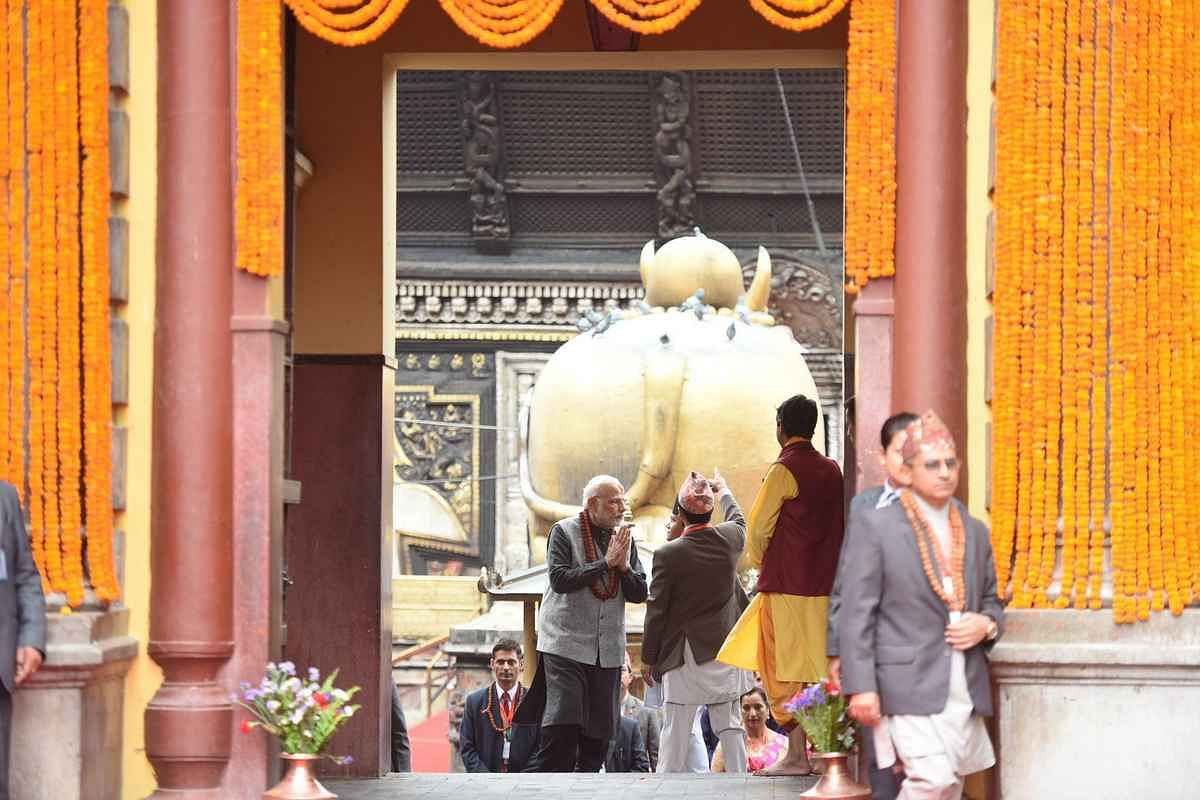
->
xmin=1 ymin=481 xmax=47 ymax=800
xmin=839 ymin=412 xmax=1002 ymax=800
xmin=517 ymin=475 xmax=648 ymax=772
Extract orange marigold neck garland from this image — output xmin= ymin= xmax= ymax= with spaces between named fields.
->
xmin=578 ymin=510 xmax=620 ymax=601
xmin=899 ymin=491 xmax=966 ymax=613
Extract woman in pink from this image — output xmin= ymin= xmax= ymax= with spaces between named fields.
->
xmin=711 ymin=687 xmax=789 ymax=772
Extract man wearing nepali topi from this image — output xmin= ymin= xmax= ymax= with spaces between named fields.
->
xmin=839 ymin=411 xmax=1003 ymax=800
xmin=641 ymin=469 xmax=754 ymax=773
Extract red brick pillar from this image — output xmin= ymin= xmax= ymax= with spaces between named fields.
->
xmin=892 ymin=0 xmax=969 ymax=500
xmin=145 ymin=1 xmax=235 ymax=794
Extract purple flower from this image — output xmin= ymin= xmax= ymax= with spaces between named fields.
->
xmin=279 ymin=661 xmax=296 ymax=676
xmin=308 ymin=667 xmax=320 ymax=682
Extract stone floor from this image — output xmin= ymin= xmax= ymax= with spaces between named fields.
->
xmin=327 ymin=773 xmax=820 ymax=799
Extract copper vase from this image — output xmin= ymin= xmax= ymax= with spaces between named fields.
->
xmin=800 ymin=752 xmax=871 ymax=799
xmin=263 ymin=754 xmax=337 ymax=800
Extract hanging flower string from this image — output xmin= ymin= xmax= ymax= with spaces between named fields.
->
xmin=992 ymin=0 xmax=1200 ymax=621
xmin=0 ymin=0 xmax=118 ymax=606
xmin=843 ymin=0 xmax=895 ymax=294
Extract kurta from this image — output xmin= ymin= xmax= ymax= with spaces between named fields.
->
xmin=718 ymin=438 xmax=843 ymax=723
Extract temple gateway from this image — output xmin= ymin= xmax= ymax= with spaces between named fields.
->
xmin=0 ymin=2 xmax=1195 ymax=799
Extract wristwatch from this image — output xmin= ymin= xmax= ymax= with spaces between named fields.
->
xmin=984 ymin=617 xmax=999 ymax=641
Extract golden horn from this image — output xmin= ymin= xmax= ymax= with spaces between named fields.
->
xmin=746 ymin=246 xmax=772 ymax=312
xmin=639 ymin=240 xmax=656 ymax=289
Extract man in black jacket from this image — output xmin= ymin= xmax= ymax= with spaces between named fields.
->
xmin=605 ymin=714 xmax=650 ymax=773
xmin=459 ymin=639 xmax=539 ymax=772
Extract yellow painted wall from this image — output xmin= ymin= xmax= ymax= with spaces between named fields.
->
xmin=966 ymin=0 xmax=995 ymax=524
xmin=117 ymin=1 xmax=161 ymax=797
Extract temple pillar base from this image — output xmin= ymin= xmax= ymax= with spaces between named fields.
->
xmin=10 ymin=607 xmax=138 ymax=800
xmin=990 ymin=609 xmax=1200 ymax=799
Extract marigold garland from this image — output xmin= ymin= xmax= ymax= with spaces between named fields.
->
xmin=80 ymin=0 xmax=118 ymax=603
xmin=578 ymin=510 xmax=621 ymax=601
xmin=749 ymin=0 xmax=850 ymax=34
xmin=56 ymin=0 xmax=85 ymax=608
xmin=843 ymin=0 xmax=895 ymax=294
xmin=993 ymin=0 xmax=1200 ymax=621
xmin=0 ymin=0 xmax=12 ymax=497
xmin=283 ymin=0 xmax=413 ymax=46
xmin=5 ymin=0 xmax=24 ymax=513
xmin=0 ymin=0 xmax=119 ymax=606
xmin=899 ymin=491 xmax=966 ymax=613
xmin=441 ymin=0 xmax=564 ymax=47
xmin=236 ymin=0 xmax=285 ymax=279
xmin=587 ymin=0 xmax=702 ymax=35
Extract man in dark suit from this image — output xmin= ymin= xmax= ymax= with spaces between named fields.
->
xmin=642 ymin=470 xmax=753 ymax=773
xmin=1 ymin=481 xmax=46 ymax=800
xmin=839 ymin=412 xmax=1003 ymax=800
xmin=827 ymin=411 xmax=916 ymax=799
xmin=604 ymin=714 xmax=650 ymax=773
xmin=459 ymin=639 xmax=539 ymax=773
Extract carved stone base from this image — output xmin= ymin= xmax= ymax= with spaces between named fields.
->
xmin=10 ymin=607 xmax=138 ymax=800
xmin=990 ymin=609 xmax=1200 ymax=800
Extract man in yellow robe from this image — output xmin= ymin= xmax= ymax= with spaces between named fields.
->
xmin=718 ymin=394 xmax=844 ymax=775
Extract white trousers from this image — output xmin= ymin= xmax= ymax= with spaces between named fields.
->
xmin=896 ymin=754 xmax=963 ymax=800
xmin=657 ymin=699 xmax=746 ymax=774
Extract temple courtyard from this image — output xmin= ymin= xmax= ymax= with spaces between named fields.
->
xmin=328 ymin=772 xmax=819 ymax=799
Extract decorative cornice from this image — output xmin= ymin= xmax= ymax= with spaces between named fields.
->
xmin=397 ymin=279 xmax=645 ymax=328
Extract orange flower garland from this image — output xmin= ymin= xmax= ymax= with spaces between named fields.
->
xmin=1086 ymin=0 xmax=1109 ymax=612
xmin=749 ymin=0 xmax=850 ymax=33
xmin=283 ymin=0 xmax=413 ymax=46
xmin=899 ymin=491 xmax=966 ymax=613
xmin=236 ymin=0 xmax=284 ymax=279
xmin=587 ymin=0 xmax=702 ymax=35
xmin=81 ymin=0 xmax=118 ymax=603
xmin=578 ymin=511 xmax=620 ymax=601
xmin=843 ymin=0 xmax=895 ymax=294
xmin=1055 ymin=0 xmax=1081 ymax=610
xmin=440 ymin=0 xmax=565 ymax=48
xmin=56 ymin=0 xmax=85 ymax=607
xmin=0 ymin=0 xmax=11 ymax=494
xmin=989 ymin=0 xmax=1019 ymax=599
xmin=26 ymin=0 xmax=49 ymax=594
xmin=3 ymin=0 xmax=121 ymax=605
xmin=992 ymin=0 xmax=1200 ymax=620
xmin=5 ymin=0 xmax=24 ymax=510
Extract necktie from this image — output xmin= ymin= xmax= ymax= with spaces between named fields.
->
xmin=500 ymin=692 xmax=512 ymax=718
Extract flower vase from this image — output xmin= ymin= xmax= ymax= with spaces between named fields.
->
xmin=799 ymin=752 xmax=871 ymax=799
xmin=263 ymin=754 xmax=337 ymax=800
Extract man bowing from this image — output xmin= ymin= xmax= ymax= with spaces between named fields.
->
xmin=518 ymin=475 xmax=648 ymax=772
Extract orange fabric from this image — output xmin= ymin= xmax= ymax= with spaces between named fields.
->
xmin=757 ymin=594 xmax=804 ymax=726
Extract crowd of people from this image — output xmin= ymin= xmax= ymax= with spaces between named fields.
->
xmin=460 ymin=393 xmax=1003 ymax=800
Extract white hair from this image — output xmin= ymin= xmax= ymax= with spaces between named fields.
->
xmin=582 ymin=474 xmax=623 ymax=505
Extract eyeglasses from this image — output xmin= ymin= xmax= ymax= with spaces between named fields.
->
xmin=920 ymin=458 xmax=959 ymax=471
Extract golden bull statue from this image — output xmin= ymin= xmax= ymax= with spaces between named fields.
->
xmin=519 ymin=231 xmax=826 ymax=562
